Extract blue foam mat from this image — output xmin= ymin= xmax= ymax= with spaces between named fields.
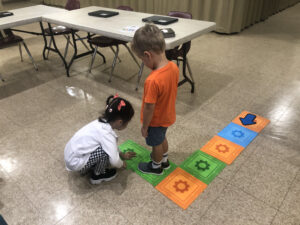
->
xmin=218 ymin=122 xmax=258 ymax=147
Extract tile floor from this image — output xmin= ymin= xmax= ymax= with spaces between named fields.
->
xmin=0 ymin=1 xmax=299 ymax=225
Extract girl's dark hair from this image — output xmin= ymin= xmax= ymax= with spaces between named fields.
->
xmin=99 ymin=95 xmax=134 ymax=124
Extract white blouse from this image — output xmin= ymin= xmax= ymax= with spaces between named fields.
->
xmin=64 ymin=120 xmax=123 ymax=171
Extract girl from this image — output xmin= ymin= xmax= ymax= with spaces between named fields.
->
xmin=64 ymin=94 xmax=135 ymax=184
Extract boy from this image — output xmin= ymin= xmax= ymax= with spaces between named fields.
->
xmin=131 ymin=24 xmax=179 ymax=175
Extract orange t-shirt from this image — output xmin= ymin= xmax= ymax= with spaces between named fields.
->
xmin=141 ymin=61 xmax=179 ymax=127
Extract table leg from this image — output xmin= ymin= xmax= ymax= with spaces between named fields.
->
xmin=66 ymin=30 xmax=77 ymax=76
xmin=39 ymin=22 xmax=48 ymax=60
xmin=46 ymin=23 xmax=69 ymax=76
xmin=177 ymin=44 xmax=195 ymax=93
xmin=65 ymin=32 xmax=107 ymax=75
xmin=136 ymin=62 xmax=144 ymax=91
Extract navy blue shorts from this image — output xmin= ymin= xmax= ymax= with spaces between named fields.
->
xmin=146 ymin=126 xmax=168 ymax=146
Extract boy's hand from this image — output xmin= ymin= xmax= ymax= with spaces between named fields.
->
xmin=141 ymin=126 xmax=148 ymax=138
xmin=142 ymin=103 xmax=154 ymax=137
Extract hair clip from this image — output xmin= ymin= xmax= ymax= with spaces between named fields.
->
xmin=118 ymin=100 xmax=126 ymax=111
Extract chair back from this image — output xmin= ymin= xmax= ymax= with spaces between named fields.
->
xmin=3 ymin=29 xmax=14 ymax=37
xmin=166 ymin=11 xmax=192 ymax=58
xmin=0 ymin=30 xmax=4 ymax=40
xmin=117 ymin=5 xmax=133 ymax=11
xmin=0 ymin=29 xmax=22 ymax=49
xmin=65 ymin=0 xmax=80 ymax=10
xmin=0 ymin=29 xmax=14 ymax=40
xmin=168 ymin=11 xmax=192 ymax=19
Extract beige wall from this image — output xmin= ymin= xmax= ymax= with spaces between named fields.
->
xmin=43 ymin=0 xmax=154 ymax=12
xmin=29 ymin=0 xmax=44 ymax=4
xmin=0 ymin=0 xmax=3 ymax=10
xmin=42 ymin=0 xmax=300 ymax=34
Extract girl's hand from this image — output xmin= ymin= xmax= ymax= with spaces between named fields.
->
xmin=122 ymin=151 xmax=136 ymax=160
xmin=122 ymin=161 xmax=127 ymax=169
xmin=120 ymin=151 xmax=136 ymax=160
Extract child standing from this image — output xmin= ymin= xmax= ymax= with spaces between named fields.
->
xmin=64 ymin=95 xmax=136 ymax=184
xmin=131 ymin=24 xmax=179 ymax=175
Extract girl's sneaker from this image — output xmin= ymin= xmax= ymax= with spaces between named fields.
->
xmin=90 ymin=168 xmax=117 ymax=185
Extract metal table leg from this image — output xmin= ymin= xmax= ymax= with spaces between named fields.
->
xmin=40 ymin=22 xmax=48 ymax=60
xmin=136 ymin=62 xmax=144 ymax=91
xmin=45 ymin=23 xmax=69 ymax=75
xmin=177 ymin=44 xmax=195 ymax=93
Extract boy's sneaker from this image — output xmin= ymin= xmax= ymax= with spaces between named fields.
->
xmin=90 ymin=168 xmax=117 ymax=185
xmin=150 ymin=153 xmax=170 ymax=170
xmin=161 ymin=160 xmax=170 ymax=170
xmin=138 ymin=161 xmax=163 ymax=175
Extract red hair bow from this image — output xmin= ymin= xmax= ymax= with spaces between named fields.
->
xmin=118 ymin=100 xmax=126 ymax=111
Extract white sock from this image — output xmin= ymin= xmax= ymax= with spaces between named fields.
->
xmin=162 ymin=153 xmax=168 ymax=163
xmin=152 ymin=160 xmax=162 ymax=169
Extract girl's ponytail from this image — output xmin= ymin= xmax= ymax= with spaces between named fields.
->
xmin=99 ymin=94 xmax=134 ymax=123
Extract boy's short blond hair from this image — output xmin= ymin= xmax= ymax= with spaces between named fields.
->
xmin=131 ymin=24 xmax=166 ymax=57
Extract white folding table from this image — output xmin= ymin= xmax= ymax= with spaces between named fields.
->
xmin=0 ymin=5 xmax=66 ymax=30
xmin=0 ymin=5 xmax=66 ymax=81
xmin=42 ymin=6 xmax=216 ymax=91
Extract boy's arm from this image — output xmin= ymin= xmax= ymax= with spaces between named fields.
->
xmin=141 ymin=103 xmax=155 ymax=138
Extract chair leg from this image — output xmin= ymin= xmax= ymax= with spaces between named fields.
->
xmin=0 ymin=74 xmax=4 ymax=82
xmin=63 ymin=34 xmax=74 ymax=48
xmin=186 ymin=58 xmax=194 ymax=83
xmin=63 ymin=34 xmax=71 ymax=59
xmin=22 ymin=41 xmax=38 ymax=71
xmin=124 ymin=44 xmax=140 ymax=68
xmin=89 ymin=46 xmax=98 ymax=73
xmin=109 ymin=45 xmax=119 ymax=82
xmin=18 ymin=42 xmax=23 ymax=62
xmin=109 ymin=46 xmax=121 ymax=63
xmin=74 ymin=33 xmax=90 ymax=51
xmin=46 ymin=36 xmax=53 ymax=59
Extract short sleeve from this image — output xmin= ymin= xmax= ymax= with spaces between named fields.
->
xmin=144 ymin=79 xmax=159 ymax=104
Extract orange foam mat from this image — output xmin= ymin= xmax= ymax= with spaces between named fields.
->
xmin=155 ymin=167 xmax=207 ymax=210
xmin=201 ymin=136 xmax=244 ymax=164
xmin=232 ymin=111 xmax=270 ymax=133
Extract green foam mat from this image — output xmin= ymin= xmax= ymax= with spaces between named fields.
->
xmin=180 ymin=150 xmax=226 ymax=184
xmin=119 ymin=140 xmax=177 ymax=186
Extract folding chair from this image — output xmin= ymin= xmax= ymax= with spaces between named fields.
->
xmin=88 ymin=6 xmax=140 ymax=82
xmin=43 ymin=0 xmax=89 ymax=59
xmin=0 ymin=29 xmax=38 ymax=76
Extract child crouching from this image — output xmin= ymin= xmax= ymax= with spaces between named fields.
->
xmin=64 ymin=94 xmax=135 ymax=184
